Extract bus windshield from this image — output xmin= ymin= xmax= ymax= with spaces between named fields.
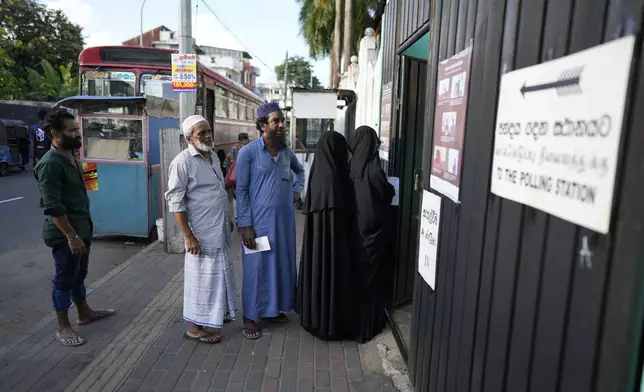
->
xmin=140 ymin=72 xmax=172 ymax=94
xmin=81 ymin=71 xmax=136 ymax=97
xmin=139 ymin=72 xmax=180 ymax=99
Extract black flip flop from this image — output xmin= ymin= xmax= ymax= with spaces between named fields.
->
xmin=241 ymin=327 xmax=261 ymax=340
xmin=184 ymin=332 xmax=221 ymax=344
xmin=241 ymin=319 xmax=261 ymax=340
xmin=261 ymin=313 xmax=289 ymax=324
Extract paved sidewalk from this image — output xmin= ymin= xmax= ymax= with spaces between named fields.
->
xmin=0 ymin=214 xmax=403 ymax=392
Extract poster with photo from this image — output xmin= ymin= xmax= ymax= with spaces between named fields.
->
xmin=379 ymin=82 xmax=393 ymax=160
xmin=430 ymin=47 xmax=473 ymax=202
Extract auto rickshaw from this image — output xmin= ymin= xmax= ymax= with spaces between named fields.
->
xmin=0 ymin=119 xmax=30 ymax=176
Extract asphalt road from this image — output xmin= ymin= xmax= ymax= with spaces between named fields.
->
xmin=0 ymin=165 xmax=147 ymax=349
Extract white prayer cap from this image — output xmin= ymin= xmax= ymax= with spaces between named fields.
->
xmin=181 ymin=115 xmax=208 ymax=139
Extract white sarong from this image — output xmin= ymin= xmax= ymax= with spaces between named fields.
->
xmin=183 ymin=246 xmax=237 ymax=328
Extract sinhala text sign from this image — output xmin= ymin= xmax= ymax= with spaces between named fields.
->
xmin=171 ymin=54 xmax=198 ymax=92
xmin=418 ymin=190 xmax=441 ymax=289
xmin=491 ymin=36 xmax=635 ymax=234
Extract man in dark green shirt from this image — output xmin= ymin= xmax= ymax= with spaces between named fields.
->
xmin=34 ymin=109 xmax=114 ymax=347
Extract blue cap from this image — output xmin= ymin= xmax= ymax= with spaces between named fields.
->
xmin=257 ymin=102 xmax=281 ymax=118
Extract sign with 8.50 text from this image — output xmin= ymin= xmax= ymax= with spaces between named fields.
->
xmin=491 ymin=36 xmax=635 ymax=234
xmin=171 ymin=54 xmax=197 ymax=92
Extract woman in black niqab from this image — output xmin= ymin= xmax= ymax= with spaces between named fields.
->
xmin=349 ymin=126 xmax=395 ymax=344
xmin=296 ymin=131 xmax=356 ymax=340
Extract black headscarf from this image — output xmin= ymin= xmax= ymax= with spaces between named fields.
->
xmin=306 ymin=131 xmax=352 ymax=212
xmin=349 ymin=126 xmax=381 ymax=179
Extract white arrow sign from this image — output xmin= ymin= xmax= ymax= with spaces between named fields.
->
xmin=490 ymin=35 xmax=635 ymax=234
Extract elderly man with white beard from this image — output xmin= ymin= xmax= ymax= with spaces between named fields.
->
xmin=165 ymin=115 xmax=237 ymax=344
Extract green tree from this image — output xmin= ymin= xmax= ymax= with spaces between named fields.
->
xmin=0 ymin=47 xmax=23 ymax=100
xmin=25 ymin=59 xmax=79 ymax=101
xmin=296 ymin=0 xmax=379 ymax=87
xmin=0 ymin=0 xmax=85 ymax=99
xmin=274 ymin=56 xmax=322 ymax=89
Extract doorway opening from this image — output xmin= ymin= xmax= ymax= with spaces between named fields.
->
xmin=388 ymin=31 xmax=429 ymax=360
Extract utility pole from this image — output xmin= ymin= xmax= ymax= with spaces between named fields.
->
xmin=283 ymin=51 xmax=289 ymax=108
xmin=161 ymin=0 xmax=194 ymax=254
xmin=178 ymin=0 xmax=195 ymax=124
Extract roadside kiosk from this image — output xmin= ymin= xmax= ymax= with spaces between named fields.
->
xmin=289 ymin=88 xmax=357 ymax=199
xmin=53 ymin=95 xmax=180 ymax=239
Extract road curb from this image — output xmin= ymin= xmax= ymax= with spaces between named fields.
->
xmin=0 ymin=240 xmax=163 ymax=360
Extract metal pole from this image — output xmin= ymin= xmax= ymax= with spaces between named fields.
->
xmin=160 ymin=0 xmax=195 ymax=254
xmin=178 ymin=0 xmax=195 ymax=124
xmin=140 ymin=0 xmax=148 ymax=46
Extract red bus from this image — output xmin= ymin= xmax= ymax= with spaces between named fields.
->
xmin=78 ymin=46 xmax=263 ymax=152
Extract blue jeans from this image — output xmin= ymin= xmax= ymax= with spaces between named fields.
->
xmin=50 ymin=240 xmax=91 ymax=311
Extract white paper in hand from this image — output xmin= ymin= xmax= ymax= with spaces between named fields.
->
xmin=243 ymin=236 xmax=271 ymax=254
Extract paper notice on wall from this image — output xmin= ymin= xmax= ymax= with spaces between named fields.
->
xmin=430 ymin=47 xmax=473 ymax=203
xmin=82 ymin=162 xmax=98 ymax=191
xmin=379 ymin=82 xmax=393 ymax=161
xmin=417 ymin=190 xmax=441 ymax=289
xmin=388 ymin=177 xmax=400 ymax=205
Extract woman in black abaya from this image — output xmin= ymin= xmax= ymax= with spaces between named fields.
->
xmin=296 ymin=131 xmax=356 ymax=340
xmin=349 ymin=126 xmax=395 ymax=344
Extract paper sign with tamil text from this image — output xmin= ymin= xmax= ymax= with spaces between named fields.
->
xmin=490 ymin=36 xmax=635 ymax=234
xmin=171 ymin=54 xmax=198 ymax=92
xmin=418 ymin=190 xmax=441 ymax=289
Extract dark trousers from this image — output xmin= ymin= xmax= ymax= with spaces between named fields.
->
xmin=51 ymin=240 xmax=91 ymax=311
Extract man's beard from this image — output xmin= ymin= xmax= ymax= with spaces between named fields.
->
xmin=269 ymin=129 xmax=286 ymax=146
xmin=194 ymin=140 xmax=213 ymax=152
xmin=61 ymin=135 xmax=82 ymax=150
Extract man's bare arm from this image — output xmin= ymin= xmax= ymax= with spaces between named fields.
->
xmin=51 ymin=216 xmax=78 ymax=239
xmin=172 ymin=212 xmax=196 ymax=239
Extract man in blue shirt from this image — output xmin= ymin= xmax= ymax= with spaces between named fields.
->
xmin=236 ymin=102 xmax=305 ymax=339
xmin=30 ymin=107 xmax=51 ymax=165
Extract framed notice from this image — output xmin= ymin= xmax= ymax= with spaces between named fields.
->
xmin=379 ymin=82 xmax=393 ymax=160
xmin=418 ymin=190 xmax=441 ymax=289
xmin=490 ymin=36 xmax=635 ymax=234
xmin=429 ymin=47 xmax=473 ymax=203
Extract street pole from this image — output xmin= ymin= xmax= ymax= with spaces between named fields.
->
xmin=140 ymin=0 xmax=148 ymax=46
xmin=161 ymin=0 xmax=195 ymax=254
xmin=178 ymin=0 xmax=195 ymax=124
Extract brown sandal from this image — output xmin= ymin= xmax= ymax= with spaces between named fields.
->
xmin=184 ymin=331 xmax=221 ymax=344
xmin=77 ymin=309 xmax=115 ymax=326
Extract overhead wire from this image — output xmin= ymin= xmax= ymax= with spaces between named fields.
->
xmin=198 ymin=0 xmax=274 ymax=73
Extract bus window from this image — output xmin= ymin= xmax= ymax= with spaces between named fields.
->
xmin=82 ymin=71 xmax=136 ymax=97
xmin=216 ymin=87 xmax=228 ymax=118
xmin=81 ymin=117 xmax=144 ymax=161
xmin=140 ymin=73 xmax=172 ymax=96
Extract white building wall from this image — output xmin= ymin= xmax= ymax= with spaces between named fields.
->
xmin=339 ymin=28 xmax=384 ymax=133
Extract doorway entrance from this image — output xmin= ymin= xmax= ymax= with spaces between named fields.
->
xmin=389 ymin=51 xmax=428 ymax=358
